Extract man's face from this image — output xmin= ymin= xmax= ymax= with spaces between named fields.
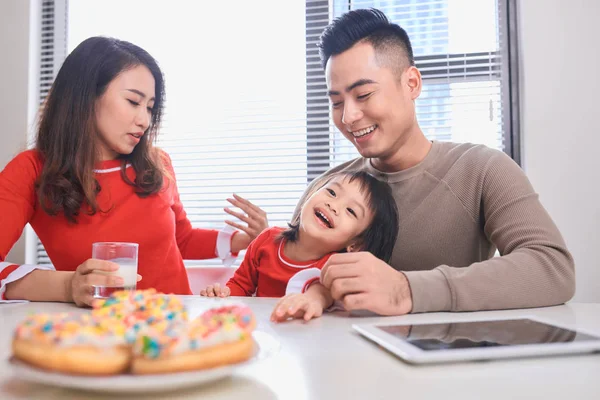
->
xmin=325 ymin=42 xmax=420 ymax=162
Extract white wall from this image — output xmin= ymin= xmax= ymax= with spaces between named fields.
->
xmin=0 ymin=0 xmax=37 ymax=264
xmin=519 ymin=0 xmax=600 ymax=302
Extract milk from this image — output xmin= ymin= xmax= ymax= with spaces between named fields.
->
xmin=92 ymin=258 xmax=138 ymax=299
xmin=110 ymin=258 xmax=138 ymax=287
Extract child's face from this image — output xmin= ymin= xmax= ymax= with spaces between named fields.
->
xmin=299 ymin=176 xmax=374 ymax=252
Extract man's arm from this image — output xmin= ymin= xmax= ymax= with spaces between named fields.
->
xmin=322 ymin=150 xmax=574 ymax=315
xmin=404 ymin=150 xmax=575 ymax=313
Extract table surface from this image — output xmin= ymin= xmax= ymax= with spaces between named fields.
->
xmin=1 ymin=297 xmax=599 ymax=400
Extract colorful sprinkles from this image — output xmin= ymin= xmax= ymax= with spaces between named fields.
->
xmin=134 ymin=304 xmax=255 ymax=359
xmin=14 ymin=289 xmax=255 ymax=359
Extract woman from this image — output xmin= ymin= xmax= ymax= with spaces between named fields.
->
xmin=0 ymin=36 xmax=267 ymax=306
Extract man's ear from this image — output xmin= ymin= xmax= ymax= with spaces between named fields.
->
xmin=405 ymin=65 xmax=422 ymax=100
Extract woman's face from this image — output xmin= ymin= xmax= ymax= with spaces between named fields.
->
xmin=94 ymin=65 xmax=156 ymax=161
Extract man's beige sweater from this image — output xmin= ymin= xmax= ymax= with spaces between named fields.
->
xmin=300 ymin=141 xmax=575 ymax=313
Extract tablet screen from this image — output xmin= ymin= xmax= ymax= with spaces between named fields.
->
xmin=378 ymin=319 xmax=600 ymax=351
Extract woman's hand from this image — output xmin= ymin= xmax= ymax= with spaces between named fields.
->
xmin=199 ymin=283 xmax=231 ymax=297
xmin=69 ymin=259 xmax=124 ymax=307
xmin=224 ymin=194 xmax=268 ymax=243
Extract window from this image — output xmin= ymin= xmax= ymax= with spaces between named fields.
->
xmin=308 ymin=0 xmax=517 ymax=176
xmin=34 ymin=0 xmax=517 ymax=267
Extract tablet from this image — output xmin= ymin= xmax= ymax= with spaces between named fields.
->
xmin=352 ymin=317 xmax=600 ymax=364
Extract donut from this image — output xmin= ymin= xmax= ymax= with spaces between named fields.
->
xmin=131 ymin=304 xmax=256 ymax=374
xmin=92 ymin=288 xmax=187 ymax=325
xmin=92 ymin=288 xmax=188 ymax=342
xmin=12 ymin=290 xmax=256 ymax=376
xmin=198 ymin=304 xmax=256 ymax=333
xmin=12 ymin=312 xmax=130 ymax=375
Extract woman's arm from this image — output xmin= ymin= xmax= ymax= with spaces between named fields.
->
xmin=4 ymin=259 xmax=125 ymax=306
xmin=4 ymin=269 xmax=73 ymax=302
xmin=0 ymin=151 xmax=53 ymax=301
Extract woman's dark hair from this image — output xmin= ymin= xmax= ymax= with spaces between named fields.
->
xmin=281 ymin=171 xmax=399 ymax=262
xmin=318 ymin=8 xmax=414 ymax=71
xmin=35 ymin=36 xmax=166 ymax=223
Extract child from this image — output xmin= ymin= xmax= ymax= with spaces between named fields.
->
xmin=200 ymin=171 xmax=399 ymax=321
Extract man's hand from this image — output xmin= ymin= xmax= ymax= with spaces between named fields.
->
xmin=320 ymin=252 xmax=413 ymax=315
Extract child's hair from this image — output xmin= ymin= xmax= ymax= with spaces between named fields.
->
xmin=281 ymin=171 xmax=399 ymax=262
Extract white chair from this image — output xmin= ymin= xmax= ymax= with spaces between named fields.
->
xmin=186 ymin=267 xmax=236 ymax=295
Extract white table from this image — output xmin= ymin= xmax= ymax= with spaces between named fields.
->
xmin=1 ymin=298 xmax=599 ymax=399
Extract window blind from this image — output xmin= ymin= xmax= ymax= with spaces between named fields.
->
xmin=35 ymin=0 xmax=514 ymax=267
xmin=327 ymin=0 xmax=509 ymax=167
xmin=35 ymin=0 xmax=67 ymax=266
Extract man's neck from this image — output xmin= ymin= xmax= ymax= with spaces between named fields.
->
xmin=371 ymin=129 xmax=432 ymax=173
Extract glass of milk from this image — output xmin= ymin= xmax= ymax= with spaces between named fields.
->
xmin=91 ymin=242 xmax=139 ymax=299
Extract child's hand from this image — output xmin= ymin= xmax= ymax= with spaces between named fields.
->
xmin=270 ymin=293 xmax=324 ymax=322
xmin=199 ymin=283 xmax=231 ymax=297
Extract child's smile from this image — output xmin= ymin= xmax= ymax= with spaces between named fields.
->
xmin=298 ymin=176 xmax=373 ymax=254
xmin=314 ymin=207 xmax=334 ymax=229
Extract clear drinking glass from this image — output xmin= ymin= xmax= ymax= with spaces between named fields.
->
xmin=91 ymin=242 xmax=139 ymax=299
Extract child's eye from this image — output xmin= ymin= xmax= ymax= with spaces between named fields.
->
xmin=326 ymin=188 xmax=336 ymax=197
xmin=347 ymin=208 xmax=357 ymax=218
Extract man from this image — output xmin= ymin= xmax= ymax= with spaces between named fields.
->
xmin=299 ymin=8 xmax=574 ymax=315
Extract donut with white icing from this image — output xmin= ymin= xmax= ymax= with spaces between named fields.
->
xmin=131 ymin=304 xmax=256 ymax=374
xmin=92 ymin=288 xmax=188 ymax=335
xmin=12 ymin=312 xmax=130 ymax=375
xmin=12 ymin=290 xmax=257 ymax=375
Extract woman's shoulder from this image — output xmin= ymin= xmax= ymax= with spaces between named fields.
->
xmin=0 ymin=150 xmax=43 ymax=202
xmin=154 ymin=147 xmax=172 ymax=166
xmin=1 ymin=149 xmax=44 ymax=177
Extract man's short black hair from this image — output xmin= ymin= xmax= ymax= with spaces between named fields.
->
xmin=318 ymin=8 xmax=415 ymax=73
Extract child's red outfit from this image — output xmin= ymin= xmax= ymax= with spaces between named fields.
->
xmin=227 ymin=227 xmax=330 ymax=297
xmin=0 ymin=150 xmax=237 ymax=301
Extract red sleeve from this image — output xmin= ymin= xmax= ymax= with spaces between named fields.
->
xmin=0 ymin=264 xmax=20 ymax=300
xmin=160 ymin=151 xmax=219 ymax=259
xmin=0 ymin=264 xmax=20 ymax=280
xmin=226 ymin=257 xmax=257 ymax=296
xmin=301 ymin=253 xmax=334 ymax=292
xmin=226 ymin=229 xmax=272 ymax=296
xmin=0 ymin=151 xmax=40 ymax=263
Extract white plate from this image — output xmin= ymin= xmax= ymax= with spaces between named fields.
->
xmin=9 ymin=331 xmax=279 ymax=393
